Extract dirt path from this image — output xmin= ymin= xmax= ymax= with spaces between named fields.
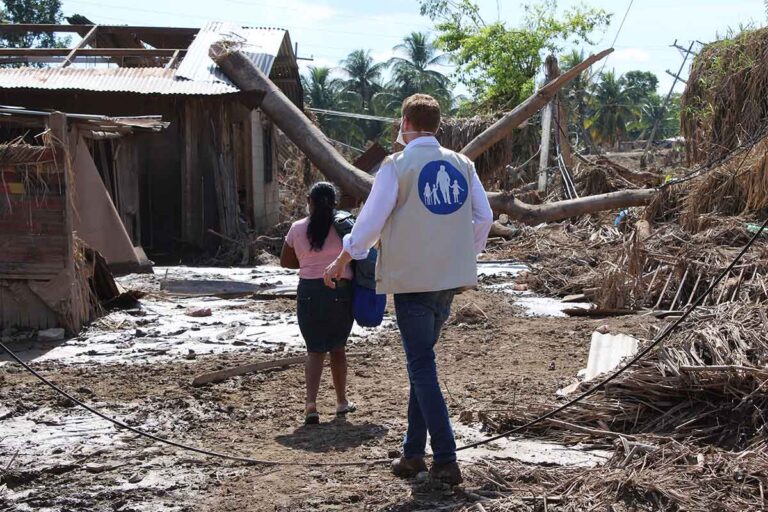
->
xmin=0 ymin=287 xmax=656 ymax=511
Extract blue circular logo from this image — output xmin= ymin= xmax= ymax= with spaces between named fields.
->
xmin=417 ymin=160 xmax=469 ymax=215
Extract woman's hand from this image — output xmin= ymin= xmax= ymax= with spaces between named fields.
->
xmin=323 ymin=251 xmax=352 ymax=288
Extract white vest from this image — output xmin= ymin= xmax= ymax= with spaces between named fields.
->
xmin=376 ymin=144 xmax=478 ymax=294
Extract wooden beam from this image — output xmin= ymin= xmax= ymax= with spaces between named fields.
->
xmin=192 ymin=356 xmax=308 ymax=386
xmin=0 ymin=24 xmax=198 ymax=37
xmin=0 ymin=48 xmax=183 ymax=57
xmin=60 ymin=25 xmax=98 ymax=68
xmin=164 ymin=49 xmax=182 ymax=69
xmin=191 ymin=352 xmax=369 ymax=386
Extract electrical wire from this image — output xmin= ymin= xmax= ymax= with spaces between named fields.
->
xmin=4 ymin=215 xmax=767 ymax=461
xmin=0 ymin=342 xmax=388 ymax=467
xmin=588 ymin=0 xmax=635 ymax=83
xmin=457 ymin=214 xmax=768 ymax=451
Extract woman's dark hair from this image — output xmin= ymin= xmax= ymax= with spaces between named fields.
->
xmin=307 ymin=182 xmax=337 ymax=251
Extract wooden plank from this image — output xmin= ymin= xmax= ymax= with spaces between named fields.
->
xmin=164 ymin=49 xmax=182 ymax=69
xmin=61 ymin=25 xmax=98 ymax=68
xmin=538 ymin=101 xmax=553 ymax=193
xmin=192 ymin=356 xmax=309 ymax=386
xmin=192 ymin=353 xmax=368 ymax=387
xmin=0 ymin=24 xmax=198 ymax=37
xmin=562 ymin=307 xmax=637 ymax=317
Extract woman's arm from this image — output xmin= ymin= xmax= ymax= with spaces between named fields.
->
xmin=280 ymin=242 xmax=300 ymax=269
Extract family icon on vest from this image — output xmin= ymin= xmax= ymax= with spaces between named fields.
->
xmin=423 ymin=165 xmax=465 ymax=206
xmin=418 ymin=161 xmax=469 ymax=215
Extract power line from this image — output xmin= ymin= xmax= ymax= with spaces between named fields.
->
xmin=308 ymin=107 xmax=395 ymax=123
xmin=4 ymin=214 xmax=766 ymax=462
xmin=65 ymin=0 xmax=425 ymax=42
xmin=588 ymin=0 xmax=635 ymax=83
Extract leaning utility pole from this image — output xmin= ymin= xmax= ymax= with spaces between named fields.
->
xmin=538 ymin=55 xmax=557 ymax=192
xmin=641 ymin=40 xmax=696 ymax=167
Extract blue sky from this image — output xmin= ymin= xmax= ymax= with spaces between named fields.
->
xmin=59 ymin=0 xmax=767 ymax=95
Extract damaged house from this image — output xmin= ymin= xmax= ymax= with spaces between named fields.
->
xmin=0 ymin=21 xmax=303 ymax=262
xmin=0 ymin=21 xmax=302 ymax=331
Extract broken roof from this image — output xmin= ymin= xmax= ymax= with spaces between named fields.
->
xmin=0 ymin=22 xmax=302 ymax=104
xmin=176 ymin=22 xmax=291 ymax=85
xmin=0 ymin=67 xmax=238 ymax=96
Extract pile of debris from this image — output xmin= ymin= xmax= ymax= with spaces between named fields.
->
xmin=497 ymin=304 xmax=768 ymax=448
xmin=463 ymin=441 xmax=768 ymax=511
xmin=681 ymin=26 xmax=768 ymax=165
xmin=469 ymin=303 xmax=768 ymax=510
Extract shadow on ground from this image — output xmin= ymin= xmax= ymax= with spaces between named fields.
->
xmin=275 ymin=416 xmax=388 ymax=453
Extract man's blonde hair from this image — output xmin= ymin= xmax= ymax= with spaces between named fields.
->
xmin=402 ymin=94 xmax=441 ymax=133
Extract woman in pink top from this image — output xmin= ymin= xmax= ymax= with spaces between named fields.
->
xmin=280 ymin=182 xmax=356 ymax=425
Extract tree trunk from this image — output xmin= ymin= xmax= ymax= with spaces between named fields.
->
xmin=210 ymin=43 xmax=654 ymax=226
xmin=210 ymin=43 xmax=375 ymax=199
xmin=459 ymin=49 xmax=613 ymax=161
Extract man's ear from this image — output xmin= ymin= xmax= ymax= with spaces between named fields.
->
xmin=402 ymin=115 xmax=411 ymax=131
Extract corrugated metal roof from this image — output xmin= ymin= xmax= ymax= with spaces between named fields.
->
xmin=0 ymin=67 xmax=238 ymax=95
xmin=175 ymin=22 xmax=287 ymax=85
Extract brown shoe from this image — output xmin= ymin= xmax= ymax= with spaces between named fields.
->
xmin=429 ymin=461 xmax=463 ymax=485
xmin=391 ymin=456 xmax=427 ymax=478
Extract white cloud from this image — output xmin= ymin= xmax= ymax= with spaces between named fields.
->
xmin=610 ymin=47 xmax=652 ymax=64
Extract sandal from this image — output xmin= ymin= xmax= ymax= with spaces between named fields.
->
xmin=336 ymin=402 xmax=357 ymax=416
xmin=305 ymin=411 xmax=320 ymax=425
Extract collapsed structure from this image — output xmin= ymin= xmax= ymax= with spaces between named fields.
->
xmin=0 ymin=22 xmax=302 ymax=260
xmin=0 ymin=21 xmax=303 ymax=331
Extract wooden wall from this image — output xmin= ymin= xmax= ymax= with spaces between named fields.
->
xmin=0 ymin=89 xmax=281 ymax=257
xmin=0 ymin=151 xmax=67 ymax=279
xmin=0 ymin=141 xmax=71 ymax=330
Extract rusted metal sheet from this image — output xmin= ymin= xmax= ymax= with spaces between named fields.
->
xmin=0 ymin=67 xmax=237 ymax=95
xmin=176 ymin=22 xmax=287 ymax=85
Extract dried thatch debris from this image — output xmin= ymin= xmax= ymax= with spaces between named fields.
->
xmin=462 ymin=442 xmax=768 ymax=512
xmin=681 ymin=27 xmax=768 ymax=165
xmin=492 ymin=304 xmax=768 ymax=451
xmin=438 ymin=115 xmax=538 ymax=189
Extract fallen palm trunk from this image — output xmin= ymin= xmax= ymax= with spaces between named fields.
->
xmin=460 ymin=49 xmax=613 ymax=161
xmin=210 ymin=43 xmax=655 ymax=225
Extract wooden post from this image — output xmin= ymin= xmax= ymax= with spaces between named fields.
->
xmin=538 ymin=55 xmax=557 ymax=193
xmin=47 ymin=112 xmax=71 ymax=264
xmin=641 ymin=41 xmax=695 ymax=167
xmin=552 ymin=60 xmax=573 ymax=168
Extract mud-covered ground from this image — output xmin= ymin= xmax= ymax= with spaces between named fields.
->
xmin=0 ymin=267 xmax=658 ymax=511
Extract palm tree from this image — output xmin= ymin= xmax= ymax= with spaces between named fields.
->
xmin=560 ymin=49 xmax=597 ymax=151
xmin=301 ymin=66 xmax=366 ymax=147
xmin=302 ymin=66 xmax=339 ymax=110
xmin=586 ymin=71 xmax=637 ymax=149
xmin=339 ymin=50 xmax=386 ymax=111
xmin=386 ymin=32 xmax=451 ymax=111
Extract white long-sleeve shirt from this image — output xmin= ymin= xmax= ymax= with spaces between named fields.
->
xmin=343 ymin=136 xmax=494 ymax=260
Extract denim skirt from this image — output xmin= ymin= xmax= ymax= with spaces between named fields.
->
xmin=297 ymin=278 xmax=354 ymax=353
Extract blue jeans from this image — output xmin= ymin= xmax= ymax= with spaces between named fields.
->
xmin=394 ymin=290 xmax=456 ymax=464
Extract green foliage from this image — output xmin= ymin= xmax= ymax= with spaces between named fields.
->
xmin=381 ymin=31 xmax=452 ymax=113
xmin=419 ymin=0 xmax=611 ymax=111
xmin=586 ymin=70 xmax=637 ymax=147
xmin=302 ymin=33 xmax=453 ymax=149
xmin=621 ymin=70 xmax=658 ymax=103
xmin=0 ymin=0 xmax=68 ymax=48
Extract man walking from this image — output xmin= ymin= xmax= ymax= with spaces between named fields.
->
xmin=323 ymin=94 xmax=493 ymax=485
